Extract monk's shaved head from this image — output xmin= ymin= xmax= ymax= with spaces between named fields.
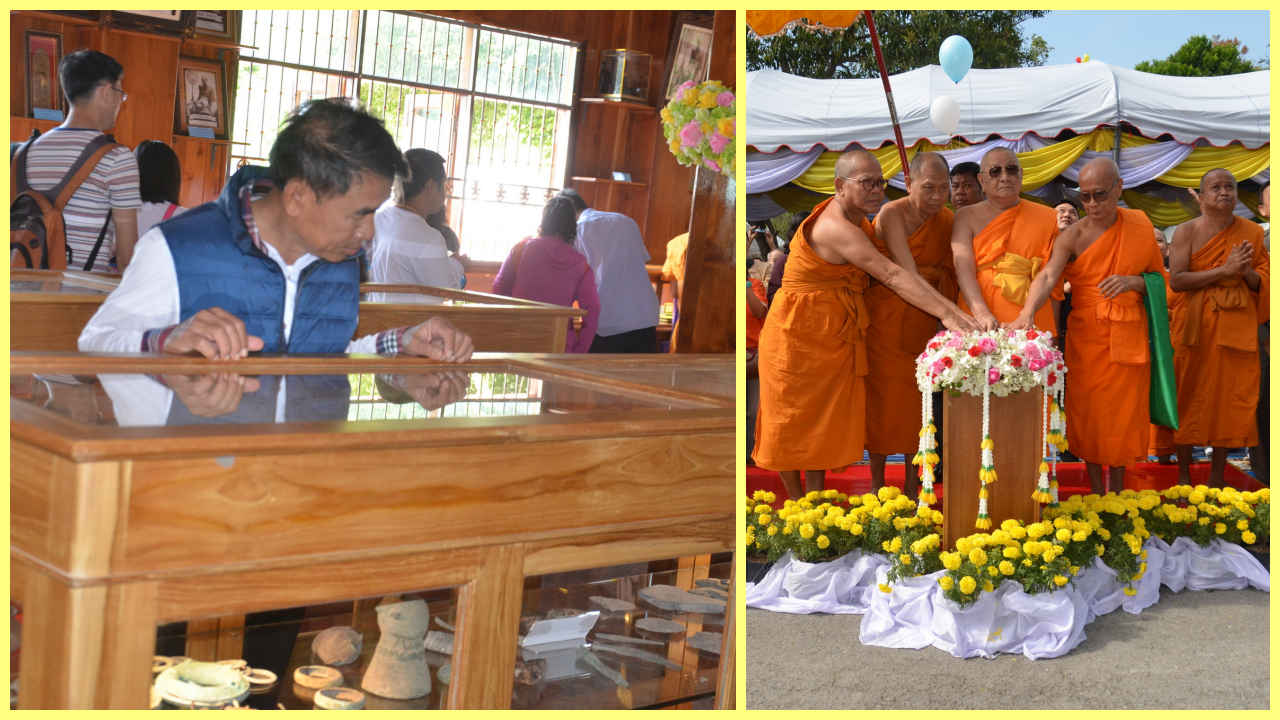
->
xmin=910 ymin=151 xmax=949 ymax=178
xmin=1200 ymin=168 xmax=1236 ymax=191
xmin=835 ymin=149 xmax=880 ymax=179
xmin=980 ymin=146 xmax=1018 ymax=171
xmin=1079 ymin=157 xmax=1120 ymax=186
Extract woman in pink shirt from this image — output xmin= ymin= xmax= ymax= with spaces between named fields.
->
xmin=493 ymin=197 xmax=600 ymax=352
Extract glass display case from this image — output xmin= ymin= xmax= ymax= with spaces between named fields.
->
xmin=9 ymin=353 xmax=734 ymax=709
xmin=9 ymin=271 xmax=583 ymax=353
xmin=531 ymin=355 xmax=734 ymax=404
xmin=597 ymin=49 xmax=652 ymax=103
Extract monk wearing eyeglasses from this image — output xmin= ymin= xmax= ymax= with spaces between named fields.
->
xmin=1167 ymin=169 xmax=1270 ymax=487
xmin=753 ymin=150 xmax=979 ymax=501
xmin=1007 ymin=158 xmax=1166 ymax=494
xmin=951 ymin=147 xmax=1062 ymax=333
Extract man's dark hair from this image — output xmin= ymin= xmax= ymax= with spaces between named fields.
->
xmin=539 ymin=197 xmax=579 ymax=243
xmin=556 ymin=187 xmax=588 ymax=212
xmin=134 ymin=140 xmax=182 ymax=205
xmin=269 ymin=98 xmax=407 ymax=200
xmin=395 ymin=148 xmax=446 ymax=203
xmin=59 ymin=49 xmax=125 ymax=105
xmin=1054 ymin=197 xmax=1081 ymax=213
xmin=785 ymin=210 xmax=811 ymax=243
xmin=950 ymin=161 xmax=981 ymax=180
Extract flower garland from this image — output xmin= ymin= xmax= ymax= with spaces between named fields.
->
xmin=660 ymin=80 xmax=735 ymax=177
xmin=916 ymin=330 xmax=1067 ymax=529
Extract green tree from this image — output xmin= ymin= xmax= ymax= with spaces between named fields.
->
xmin=747 ymin=11 xmax=1052 ymax=79
xmin=1134 ymin=35 xmax=1262 ymax=77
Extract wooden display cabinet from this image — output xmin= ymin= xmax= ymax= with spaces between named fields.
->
xmin=9 ymin=352 xmax=734 ymax=709
xmin=10 ymin=270 xmax=585 ymax=353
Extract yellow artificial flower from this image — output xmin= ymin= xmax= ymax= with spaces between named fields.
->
xmin=698 ymin=91 xmax=718 ymax=109
xmin=716 ymin=117 xmax=735 ymax=138
xmin=817 ymin=534 xmax=831 ymax=550
xmin=939 ymin=576 xmax=955 ymax=590
xmin=660 ymin=107 xmax=674 ymax=123
xmin=683 ymin=87 xmax=699 ymax=104
xmin=959 ymin=576 xmax=977 ymax=594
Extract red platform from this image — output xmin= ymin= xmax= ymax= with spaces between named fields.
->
xmin=746 ymin=462 xmax=1263 ymax=505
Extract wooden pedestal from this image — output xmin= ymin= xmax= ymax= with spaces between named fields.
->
xmin=942 ymin=388 xmax=1044 ymax=550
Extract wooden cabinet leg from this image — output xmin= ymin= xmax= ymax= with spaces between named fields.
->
xmin=713 ymin=555 xmax=736 ymax=710
xmin=448 ymin=543 xmax=525 ymax=710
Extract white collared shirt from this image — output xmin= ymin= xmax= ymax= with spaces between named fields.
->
xmin=574 ymin=208 xmax=659 ymax=336
xmin=367 ymin=202 xmax=464 ymax=303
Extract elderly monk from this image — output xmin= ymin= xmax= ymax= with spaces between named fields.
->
xmin=866 ymin=152 xmax=958 ymax=499
xmin=1009 ymin=159 xmax=1165 ymax=494
xmin=754 ymin=150 xmax=980 ymax=501
xmin=953 ymin=147 xmax=1062 ymax=333
xmin=1168 ymin=169 xmax=1270 ymax=487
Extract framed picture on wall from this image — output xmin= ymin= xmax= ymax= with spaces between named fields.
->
xmin=186 ymin=10 xmax=240 ymax=42
xmin=24 ymin=30 xmax=64 ymax=120
xmin=661 ymin=11 xmax=715 ymax=102
xmin=107 ymin=10 xmax=187 ymax=35
xmin=175 ymin=56 xmax=228 ymax=139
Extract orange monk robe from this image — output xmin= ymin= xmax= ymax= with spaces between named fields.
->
xmin=959 ymin=200 xmax=1063 ymax=333
xmin=864 ymin=208 xmax=957 ymax=454
xmin=1062 ymin=208 xmax=1165 ymax=467
xmin=754 ymin=197 xmax=873 ymax=471
xmin=1169 ymin=217 xmax=1271 ymax=447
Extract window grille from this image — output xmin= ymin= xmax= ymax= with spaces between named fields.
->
xmin=347 ymin=372 xmax=543 ymax=420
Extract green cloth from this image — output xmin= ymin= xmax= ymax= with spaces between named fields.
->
xmin=1143 ymin=272 xmax=1179 ymax=430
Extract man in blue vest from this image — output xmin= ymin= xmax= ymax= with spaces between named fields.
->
xmin=79 ymin=97 xmax=474 ymax=364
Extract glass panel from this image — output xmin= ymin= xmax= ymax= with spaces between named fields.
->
xmin=12 ymin=369 xmax=682 ymax=428
xmin=9 ymin=280 xmax=111 ymax=295
xmin=151 ymin=588 xmax=457 ymax=710
xmin=540 ymin=359 xmax=735 ymax=400
xmin=515 ymin=556 xmax=729 ymax=709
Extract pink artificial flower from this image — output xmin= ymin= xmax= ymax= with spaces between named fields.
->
xmin=707 ymin=130 xmax=730 ymax=154
xmin=988 ymin=368 xmax=1001 ymax=385
xmin=716 ymin=91 xmax=734 ymax=107
xmin=704 ymin=157 xmax=721 ymax=172
xmin=680 ymin=121 xmax=703 ymax=148
xmin=679 ymin=80 xmax=697 ymax=92
xmin=979 ymin=337 xmax=997 ymax=354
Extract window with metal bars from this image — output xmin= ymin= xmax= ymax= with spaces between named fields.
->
xmin=232 ymin=10 xmax=580 ymax=261
xmin=347 ymin=372 xmax=543 ymax=420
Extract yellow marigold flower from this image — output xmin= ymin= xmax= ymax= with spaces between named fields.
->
xmin=1023 ymin=558 xmax=1034 ymax=567
xmin=942 ymin=552 xmax=962 ymax=571
xmin=758 ymin=514 xmax=772 ymax=525
xmin=969 ymin=548 xmax=988 ymax=566
xmin=1053 ymin=575 xmax=1068 ymax=587
xmin=1043 ymin=546 xmax=1063 ymax=562
xmin=1071 ymin=531 xmax=1089 ymax=542
xmin=817 ymin=520 xmax=829 ymax=532
xmin=893 ymin=517 xmax=908 ymax=531
xmin=850 ymin=523 xmax=864 ymax=536
xmin=1009 ymin=525 xmax=1027 ymax=540
xmin=889 ymin=536 xmax=903 ymax=553
xmin=1026 ymin=523 xmax=1048 ymax=539
xmin=781 ymin=526 xmax=791 ymax=535
xmin=1242 ymin=531 xmax=1257 ymax=544
xmin=754 ymin=504 xmax=771 ymax=514
xmin=900 ymin=553 xmax=912 ymax=565
xmin=1236 ymin=519 xmax=1249 ymax=530
xmin=1214 ymin=522 xmax=1226 ymax=534
xmin=955 ymin=537 xmax=972 ymax=554
xmin=1188 ymin=490 xmax=1205 ymax=505
xmin=999 ymin=560 xmax=1015 ymax=575
xmin=800 ymin=523 xmax=815 ymax=539
xmin=878 ymin=583 xmax=892 ymax=593
xmin=878 ymin=486 xmax=900 ymax=502
xmin=987 ymin=565 xmax=999 ymax=577
xmin=1054 ymin=517 xmax=1071 ymax=530
xmin=817 ymin=534 xmax=831 ymax=549
xmin=1003 ymin=546 xmax=1022 ymax=559
xmin=959 ymin=576 xmax=977 ymax=594
xmin=1097 ymin=544 xmax=1105 ymax=556
xmin=982 ymin=580 xmax=995 ymax=592
xmin=1198 ymin=517 xmax=1211 ymax=526
xmin=939 ymin=576 xmax=955 ymax=590
xmin=933 ymin=510 xmax=945 ymax=525
xmin=1123 ymin=586 xmax=1138 ymax=596
xmin=1056 ymin=528 xmax=1073 ymax=542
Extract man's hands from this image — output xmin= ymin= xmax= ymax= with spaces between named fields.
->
xmin=1098 ymin=274 xmax=1147 ymax=299
xmin=397 ymin=371 xmax=471 ymax=411
xmin=941 ymin=308 xmax=982 ymax=334
xmin=972 ymin=307 xmax=1000 ymax=332
xmin=163 ymin=373 xmax=261 ymax=418
xmin=163 ymin=308 xmax=265 ymax=360
xmin=1222 ymin=241 xmax=1254 ymax=276
xmin=1003 ymin=312 xmax=1035 ymax=331
xmin=402 ymin=316 xmax=475 ymax=363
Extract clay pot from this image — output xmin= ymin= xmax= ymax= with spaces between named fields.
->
xmin=361 ymin=598 xmax=432 ymax=700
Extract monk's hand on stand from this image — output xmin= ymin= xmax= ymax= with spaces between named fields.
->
xmin=402 ymin=316 xmax=475 ymax=363
xmin=1098 ymin=274 xmax=1144 ymax=299
xmin=163 ymin=373 xmax=261 ymax=418
xmin=1223 ymin=241 xmax=1253 ymax=276
xmin=162 ymin=308 xmax=265 ymax=360
xmin=942 ymin=309 xmax=983 ymax=334
xmin=1003 ymin=313 xmax=1035 ymax=331
xmin=973 ymin=308 xmax=1000 ymax=332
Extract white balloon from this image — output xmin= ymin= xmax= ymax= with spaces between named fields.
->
xmin=930 ymin=95 xmax=960 ymax=135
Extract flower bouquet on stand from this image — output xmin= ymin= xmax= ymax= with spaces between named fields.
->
xmin=660 ymin=79 xmax=735 ymax=176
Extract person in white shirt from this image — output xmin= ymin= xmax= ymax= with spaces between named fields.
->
xmin=556 ymin=188 xmax=659 ymax=353
xmin=367 ymin=148 xmax=469 ymax=303
xmin=78 ymin=98 xmax=474 ymax=370
xmin=133 ymin=139 xmax=187 ymax=238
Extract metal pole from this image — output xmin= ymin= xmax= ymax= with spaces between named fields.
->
xmin=863 ymin=10 xmax=911 ymax=184
xmin=1112 ymin=123 xmax=1122 ymax=166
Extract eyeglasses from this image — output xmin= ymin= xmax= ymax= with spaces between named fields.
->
xmin=1079 ymin=179 xmax=1119 ymax=204
xmin=100 ymin=83 xmax=127 ymax=102
xmin=986 ymin=164 xmax=1021 ymax=178
xmin=838 ymin=176 xmax=887 ymax=191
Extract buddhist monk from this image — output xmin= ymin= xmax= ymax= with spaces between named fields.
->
xmin=952 ymin=147 xmax=1062 ymax=333
xmin=1009 ymin=159 xmax=1165 ymax=494
xmin=754 ymin=150 xmax=980 ymax=501
xmin=1168 ymin=169 xmax=1270 ymax=486
xmin=866 ymin=152 xmax=958 ymax=499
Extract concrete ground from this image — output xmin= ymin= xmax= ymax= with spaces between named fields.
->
xmin=746 ymin=585 xmax=1270 ymax=710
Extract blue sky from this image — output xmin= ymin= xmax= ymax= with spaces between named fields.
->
xmin=1020 ymin=11 xmax=1270 ymax=70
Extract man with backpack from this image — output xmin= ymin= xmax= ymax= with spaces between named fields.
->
xmin=12 ymin=49 xmax=139 ymax=272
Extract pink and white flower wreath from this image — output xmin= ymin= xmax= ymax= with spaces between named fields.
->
xmin=912 ymin=330 xmax=1070 ymax=528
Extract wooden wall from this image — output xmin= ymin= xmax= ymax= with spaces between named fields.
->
xmin=10 ymin=13 xmax=238 ymax=210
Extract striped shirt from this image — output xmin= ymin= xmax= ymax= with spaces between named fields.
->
xmin=24 ymin=127 xmax=140 ymax=272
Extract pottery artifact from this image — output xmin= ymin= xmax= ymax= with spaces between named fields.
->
xmin=694 ymin=578 xmax=728 ymax=589
xmin=638 ymin=585 xmax=727 ymax=614
xmin=423 ymin=630 xmax=453 ymax=655
xmin=293 ymin=666 xmax=342 ymax=689
xmin=314 ymin=687 xmax=367 ymax=710
xmin=361 ymin=598 xmax=432 ymax=700
xmin=687 ymin=631 xmax=723 ymax=654
xmin=154 ymin=660 xmax=251 ymax=709
xmin=688 ymin=587 xmax=728 ymax=600
xmin=634 ymin=617 xmax=686 ymax=635
xmin=312 ymin=626 xmax=363 ymax=666
xmin=544 ymin=608 xmax=584 ymax=619
xmin=589 ymin=596 xmax=636 ymax=612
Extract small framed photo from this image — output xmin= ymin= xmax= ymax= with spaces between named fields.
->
xmin=612 ymin=172 xmax=632 ymax=182
xmin=662 ymin=11 xmax=715 ymax=102
xmin=187 ymin=10 xmax=240 ymax=42
xmin=24 ymin=30 xmax=64 ymax=119
xmin=175 ymin=55 xmax=228 ymax=139
xmin=107 ymin=10 xmax=187 ymax=35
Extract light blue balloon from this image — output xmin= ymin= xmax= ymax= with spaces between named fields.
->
xmin=939 ymin=35 xmax=974 ymax=84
